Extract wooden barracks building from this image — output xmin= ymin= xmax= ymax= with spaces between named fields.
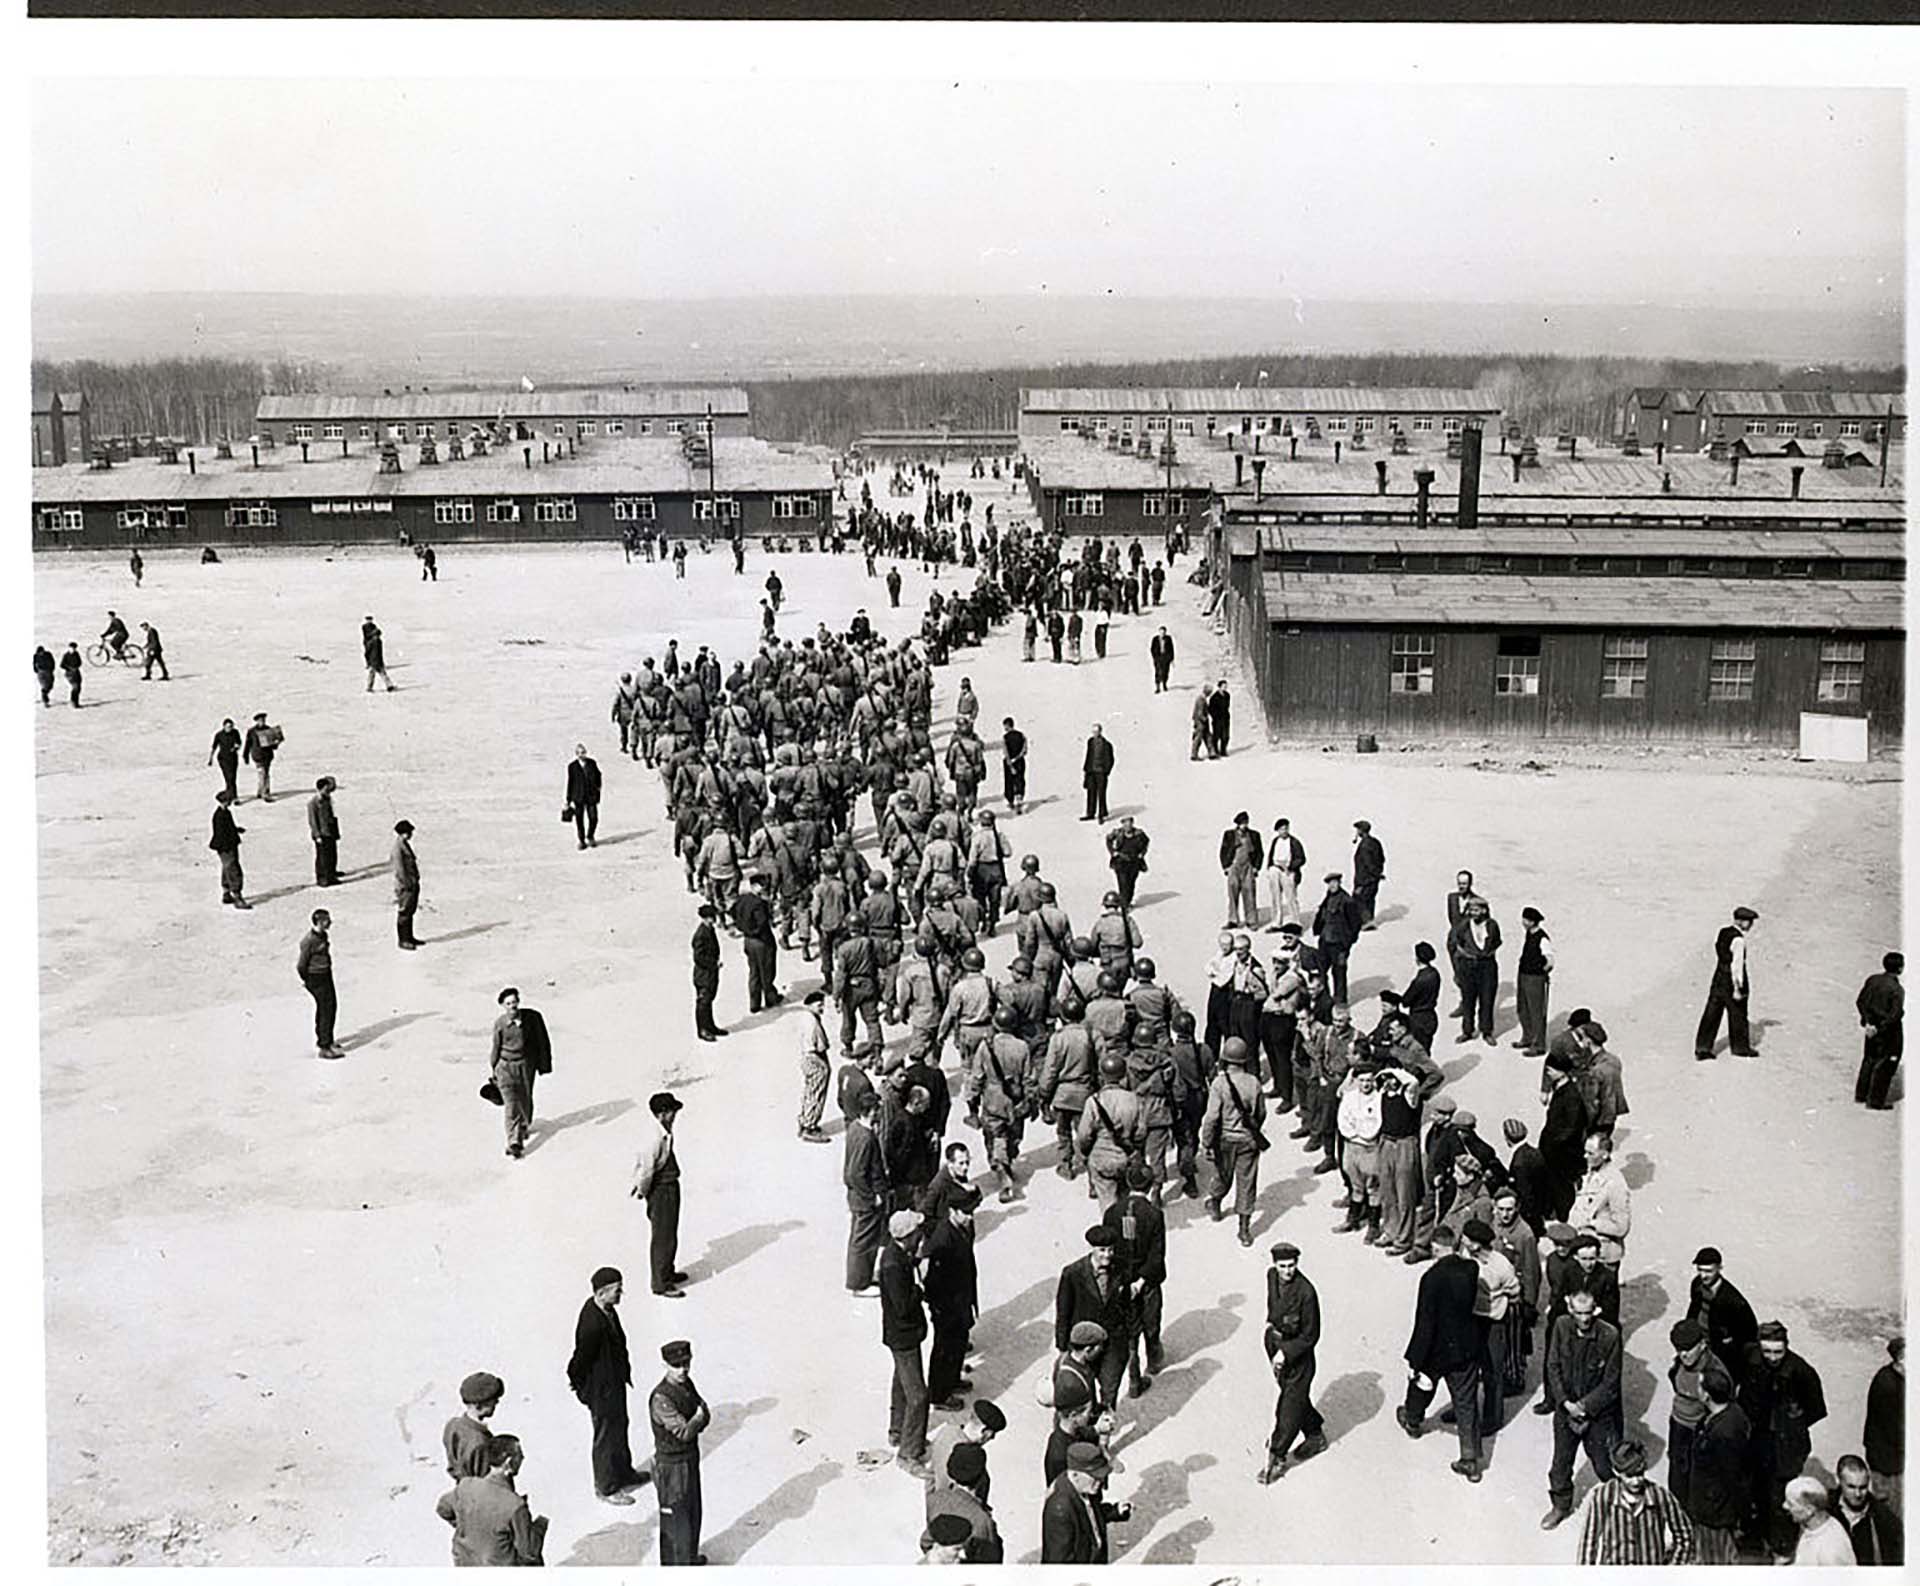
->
xmin=252 ymin=385 xmax=752 ymax=447
xmin=30 ymin=431 xmax=835 ymax=550
xmin=1210 ymin=426 xmax=1905 ymax=750
xmin=1619 ymin=387 xmax=1905 ymax=455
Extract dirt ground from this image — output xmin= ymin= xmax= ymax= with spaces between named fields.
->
xmin=35 ymin=472 xmax=1903 ymax=1567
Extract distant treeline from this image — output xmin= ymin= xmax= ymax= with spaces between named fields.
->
xmin=35 ymin=350 xmax=1905 ymax=452
xmin=745 ymin=353 xmax=1907 ymax=449
xmin=31 ymin=356 xmax=327 ymax=446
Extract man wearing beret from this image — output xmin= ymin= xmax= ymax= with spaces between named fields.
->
xmin=1045 ymin=1323 xmax=1111 ymax=1486
xmin=1104 ymin=1160 xmax=1168 ymax=1394
xmin=1538 ymin=1054 xmax=1590 ymax=1223
xmin=1574 ymin=1438 xmax=1696 ymax=1564
xmin=690 ymin=903 xmax=726 ymax=1042
xmin=444 ymin=1372 xmax=504 ymax=1482
xmin=879 ymin=1209 xmax=933 ymax=1478
xmin=1686 ymin=1247 xmax=1759 ymax=1389
xmin=926 ymin=1399 xmax=1005 ymax=1510
xmin=1311 ymin=872 xmax=1363 ymax=1005
xmin=490 ymin=988 xmax=551 ymax=1161
xmin=632 ymin=1092 xmax=689 ymax=1299
xmin=1694 ymin=905 xmax=1759 ymax=1060
xmin=920 ymin=1510 xmax=973 ymax=1564
xmin=434 ymin=1433 xmax=548 ymax=1566
xmin=649 ymin=1340 xmax=709 ymax=1565
xmin=1667 ymin=1318 xmax=1728 ymax=1514
xmin=1041 ymin=1442 xmax=1130 ymax=1564
xmin=923 ymin=1442 xmax=1003 ymax=1563
xmin=1739 ymin=1319 xmax=1828 ymax=1561
xmin=566 ymin=1267 xmax=646 ymax=1504
xmin=1260 ymin=1243 xmax=1328 ymax=1483
xmin=1351 ymin=819 xmax=1386 ymax=929
xmin=1219 ymin=811 xmax=1264 ymax=931
xmin=1056 ymin=1226 xmax=1135 ymax=1415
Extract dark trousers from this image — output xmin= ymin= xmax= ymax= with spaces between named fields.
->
xmin=1666 ymin=1418 xmax=1698 ymax=1510
xmin=589 ymin=1392 xmax=640 ymax=1496
xmin=655 ymin=1456 xmax=702 ymax=1565
xmin=1269 ymin=1353 xmax=1325 ymax=1457
xmin=928 ymin=1315 xmax=970 ymax=1400
xmin=1113 ymin=866 xmax=1140 ymax=907
xmin=1516 ymin=973 xmax=1549 ymax=1052
xmin=840 ymin=992 xmax=882 ymax=1056
xmin=1153 ymin=663 xmax=1170 ymax=693
xmin=1135 ymin=1283 xmax=1164 ymax=1363
xmin=143 ymin=652 xmax=169 ymax=680
xmin=1458 ymin=959 xmax=1497 ymax=1039
xmin=1092 ymin=1336 xmax=1129 ymax=1411
xmin=888 ymin=1345 xmax=930 ymax=1461
xmin=1212 ymin=1143 xmax=1260 ymax=1217
xmin=219 ymin=850 xmax=245 ymax=903
xmin=303 ymin=972 xmax=337 ymax=1049
xmin=1259 ymin=1011 xmax=1297 ymax=1106
xmin=1353 ymin=879 xmax=1379 ymax=923
xmin=217 ymin=757 xmax=239 ymax=801
xmin=1083 ymin=775 xmax=1110 ymax=821
xmin=649 ymin=1178 xmax=681 ymax=1291
xmin=1406 ymin=1363 xmax=1482 ymax=1464
xmin=846 ymin=1194 xmax=884 ymax=1289
xmin=396 ymin=888 xmax=419 ymax=946
xmin=1694 ymin=981 xmax=1752 ymax=1056
xmin=694 ymin=976 xmax=720 ymax=1036
xmin=744 ymin=938 xmax=779 ymax=1011
xmin=574 ymin=801 xmax=600 ymax=846
xmin=1549 ymin=1411 xmax=1620 ymax=1509
xmin=1856 ymin=1027 xmax=1902 ymax=1107
xmin=313 ymin=837 xmax=339 ymax=885
xmin=1322 ymin=946 xmax=1351 ymax=1006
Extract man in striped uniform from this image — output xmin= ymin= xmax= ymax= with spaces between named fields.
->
xmin=1574 ymin=1439 xmax=1695 ymax=1564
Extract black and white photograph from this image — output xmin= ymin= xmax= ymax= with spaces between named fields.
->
xmin=16 ymin=25 xmax=1912 ymax=1574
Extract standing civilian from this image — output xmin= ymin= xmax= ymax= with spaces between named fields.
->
xmin=1449 ymin=898 xmax=1502 ymax=1047
xmin=307 ymin=776 xmax=341 ymax=886
xmin=1311 ymin=873 xmax=1363 ymax=1006
xmin=1398 ymin=1223 xmax=1486 ymax=1484
xmin=1219 ymin=811 xmax=1263 ymax=930
xmin=31 ymin=644 xmax=55 ymax=706
xmin=1081 ymin=725 xmax=1115 ymax=823
xmin=690 ymin=904 xmax=725 ymax=1042
xmin=1540 ymin=1287 xmax=1624 ymax=1531
xmin=363 ymin=615 xmax=396 ymax=691
xmin=1351 ymin=821 xmax=1385 ymax=928
xmin=296 ymin=908 xmax=342 ymax=1057
xmin=1856 ymin=953 xmax=1904 ymax=1110
xmin=1503 ymin=1118 xmax=1551 ymax=1235
xmin=1865 ymin=1337 xmax=1904 ymax=1518
xmin=210 ymin=789 xmax=250 ymax=909
xmin=208 ymin=717 xmax=242 ymax=798
xmin=1514 ymin=908 xmax=1554 ymax=1056
xmin=1741 ymin=1320 xmax=1828 ymax=1562
xmin=1207 ymin=681 xmax=1232 ymax=757
xmin=1687 ymin=1248 xmax=1759 ymax=1389
xmin=1573 ymin=1440 xmax=1695 ymax=1564
xmin=632 ymin=1092 xmax=688 ymax=1298
xmin=1785 ymin=1478 xmax=1858 ymax=1566
xmin=731 ymin=874 xmax=783 ymax=1012
xmin=1149 ymin=627 xmax=1174 ymax=693
xmin=139 ymin=621 xmax=169 ymax=681
xmin=1403 ymin=943 xmax=1443 ymax=1052
xmin=649 ymin=1340 xmax=709 ymax=1566
xmin=1445 ymin=870 xmax=1482 ymax=1017
xmin=1687 ymin=1366 xmax=1752 ymax=1564
xmin=923 ymin=1185 xmax=981 ymax=1410
xmin=1666 ymin=1318 xmax=1727 ymax=1515
xmin=1566 ymin=1131 xmax=1632 ymax=1276
xmin=566 ymin=744 xmax=603 ymax=850
xmin=59 ymin=642 xmax=83 ymax=707
xmin=1539 ymin=1053 xmax=1590 ymax=1221
xmin=566 ymin=1267 xmax=646 ymax=1505
xmin=391 ymin=819 xmax=421 ymax=949
xmin=1694 ymin=906 xmax=1759 ymax=1059
xmin=844 ymin=1089 xmax=888 ymax=1294
xmin=1000 ymin=717 xmax=1027 ymax=815
xmin=879 ymin=1210 xmax=933 ymax=1478
xmin=1265 ymin=817 xmax=1305 ymax=930
xmin=1831 ymin=1454 xmax=1904 ymax=1565
xmin=433 ymin=1434 xmax=548 ymax=1566
xmin=242 ymin=712 xmax=280 ymax=801
xmin=1259 ymin=1242 xmax=1328 ymax=1482
xmin=490 ymin=987 xmax=550 ymax=1159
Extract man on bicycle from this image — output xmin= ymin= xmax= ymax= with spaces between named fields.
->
xmin=100 ymin=611 xmax=130 ymax=660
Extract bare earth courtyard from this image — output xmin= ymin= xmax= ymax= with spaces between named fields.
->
xmin=35 ymin=508 xmax=1902 ymax=1566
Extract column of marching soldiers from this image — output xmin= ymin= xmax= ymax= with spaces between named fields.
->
xmin=435 ymin=480 xmax=1904 ymax=1568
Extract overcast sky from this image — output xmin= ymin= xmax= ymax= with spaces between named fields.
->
xmin=32 ymin=77 xmax=1903 ymax=308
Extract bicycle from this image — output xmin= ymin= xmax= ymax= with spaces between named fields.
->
xmin=87 ymin=641 xmax=143 ymax=667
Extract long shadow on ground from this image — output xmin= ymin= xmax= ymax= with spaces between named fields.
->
xmin=701 ymin=1457 xmax=844 ymax=1564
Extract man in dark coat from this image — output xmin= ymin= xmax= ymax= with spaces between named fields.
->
xmin=1686 ymin=1367 xmax=1751 ymax=1564
xmin=1448 ymin=897 xmax=1502 ymax=1045
xmin=566 ymin=1266 xmax=646 ymax=1504
xmin=296 ymin=908 xmax=342 ymax=1057
xmin=1206 ymin=680 xmax=1232 ymax=757
xmin=208 ymin=717 xmax=242 ymax=800
xmin=1260 ymin=1242 xmax=1328 ymax=1482
xmin=690 ymin=904 xmax=725 ymax=1041
xmin=210 ymin=789 xmax=249 ymax=908
xmin=434 ymin=1434 xmax=547 ymax=1566
xmin=1350 ymin=820 xmax=1385 ymax=927
xmin=1538 ymin=1056 xmax=1590 ymax=1222
xmin=1056 ymin=1225 xmax=1135 ymax=1414
xmin=566 ymin=743 xmax=603 ymax=850
xmin=1865 ymin=1335 xmax=1904 ymax=1517
xmin=843 ymin=1089 xmax=888 ymax=1292
xmin=32 ymin=645 xmax=55 ymax=707
xmin=649 ymin=1339 xmax=709 ymax=1566
xmin=1687 ymin=1247 xmax=1759 ymax=1388
xmin=1740 ymin=1319 xmax=1828 ymax=1560
xmin=1694 ymin=905 xmax=1758 ymax=1059
xmin=1541 ymin=1286 xmax=1624 ymax=1530
xmin=1103 ymin=1161 xmax=1167 ymax=1391
xmin=1402 ymin=942 xmax=1443 ymax=1051
xmin=1080 ymin=725 xmax=1115 ymax=823
xmin=1311 ymin=873 xmax=1363 ymax=1006
xmin=731 ymin=874 xmax=782 ymax=1013
xmin=1398 ymin=1223 xmax=1486 ymax=1483
xmin=878 ymin=1209 xmax=932 ymax=1476
xmin=1149 ymin=627 xmax=1174 ymax=693
xmin=391 ymin=819 xmax=421 ymax=949
xmin=1040 ymin=1442 xmax=1128 ymax=1564
xmin=1502 ymin=1118 xmax=1552 ymax=1235
xmin=363 ymin=615 xmax=395 ymax=691
xmin=1856 ymin=952 xmax=1905 ymax=1109
xmin=1832 ymin=1454 xmax=1904 ymax=1565
xmin=1106 ymin=817 xmax=1150 ymax=909
xmin=923 ymin=1183 xmax=981 ymax=1409
xmin=307 ymin=776 xmax=342 ymax=885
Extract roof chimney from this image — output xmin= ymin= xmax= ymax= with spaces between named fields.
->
xmin=1289 ymin=434 xmax=1298 ymax=461
xmin=1730 ymin=452 xmax=1741 ymax=486
xmin=1251 ymin=458 xmax=1267 ymax=501
xmin=1414 ymin=467 xmax=1435 ymax=531
xmin=300 ymin=441 xmax=309 ymax=464
xmin=1375 ymin=459 xmax=1388 ymax=496
xmin=250 ymin=443 xmax=259 ymax=467
xmin=1511 ymin=450 xmax=1521 ymax=484
xmin=187 ymin=450 xmax=196 ymax=475
xmin=1234 ymin=453 xmax=1245 ymax=488
xmin=1790 ymin=464 xmax=1804 ymax=500
xmin=524 ymin=447 xmax=532 ymax=469
xmin=1457 ymin=423 xmax=1483 ymax=532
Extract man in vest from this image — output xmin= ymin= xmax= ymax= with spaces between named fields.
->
xmin=649 ymin=1340 xmax=709 ymax=1565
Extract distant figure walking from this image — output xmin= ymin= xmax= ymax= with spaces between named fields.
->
xmin=208 ymin=718 xmax=242 ymax=801
xmin=363 ymin=616 xmax=396 ymax=692
xmin=1693 ymin=907 xmax=1758 ymax=1060
xmin=59 ymin=643 xmax=83 ymax=707
xmin=567 ymin=744 xmax=603 ymax=849
xmin=308 ymin=776 xmax=342 ymax=885
xmin=32 ymin=645 xmax=55 ymax=706
xmin=139 ymin=622 xmax=169 ymax=681
xmin=392 ymin=819 xmax=421 ymax=949
xmin=243 ymin=712 xmax=281 ymax=801
xmin=130 ymin=549 xmax=144 ymax=587
xmin=298 ymin=908 xmax=343 ymax=1057
xmin=210 ymin=789 xmax=249 ymax=909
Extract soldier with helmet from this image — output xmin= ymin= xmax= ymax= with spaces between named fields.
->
xmin=971 ymin=1005 xmax=1039 ymax=1202
xmin=1039 ymin=1000 xmax=1099 ymax=1180
xmin=1089 ymin=890 xmax=1143 ymax=981
xmin=1076 ymin=1052 xmax=1147 ymax=1211
xmin=1201 ymin=1035 xmax=1269 ymax=1246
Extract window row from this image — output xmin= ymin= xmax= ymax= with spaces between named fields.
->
xmin=1386 ymin=633 xmax=1869 ymax=703
xmin=276 ymin=418 xmax=668 ymax=443
xmin=1058 ymin=414 xmax=1468 ymax=437
xmin=1737 ymin=419 xmax=1884 ymax=440
xmin=1284 ymin=550 xmax=1898 ymax=581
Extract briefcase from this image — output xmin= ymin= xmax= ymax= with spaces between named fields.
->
xmin=561 ymin=804 xmax=575 ymax=823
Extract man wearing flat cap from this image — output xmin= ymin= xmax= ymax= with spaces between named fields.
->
xmin=390 ymin=819 xmax=421 ymax=950
xmin=1045 ymin=1323 xmax=1111 ymax=1485
xmin=1311 ymin=872 xmax=1364 ymax=1005
xmin=649 ymin=1340 xmax=708 ymax=1565
xmin=444 ymin=1372 xmax=505 ymax=1482
xmin=1666 ymin=1318 xmax=1727 ymax=1513
xmin=1740 ymin=1319 xmax=1828 ymax=1560
xmin=434 ymin=1432 xmax=548 ymax=1566
xmin=1220 ymin=811 xmax=1264 ymax=931
xmin=307 ymin=776 xmax=341 ymax=886
xmin=926 ymin=1399 xmax=1005 ymax=1509
xmin=1056 ymin=1226 xmax=1135 ymax=1416
xmin=879 ymin=1209 xmax=933 ymax=1477
xmin=1539 ymin=1053 xmax=1591 ymax=1223
xmin=1513 ymin=907 xmax=1553 ymax=1056
xmin=921 ymin=1510 xmax=973 ymax=1564
xmin=1041 ymin=1442 xmax=1129 ymax=1564
xmin=1574 ymin=1438 xmax=1696 ymax=1564
xmin=490 ymin=988 xmax=551 ymax=1161
xmin=1260 ymin=1243 xmax=1327 ymax=1483
xmin=1686 ymin=1247 xmax=1759 ymax=1389
xmin=1694 ymin=906 xmax=1759 ymax=1060
xmin=632 ymin=1092 xmax=688 ymax=1298
xmin=690 ymin=903 xmax=726 ymax=1043
xmin=1351 ymin=819 xmax=1386 ymax=929
xmin=567 ymin=1266 xmax=646 ymax=1504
